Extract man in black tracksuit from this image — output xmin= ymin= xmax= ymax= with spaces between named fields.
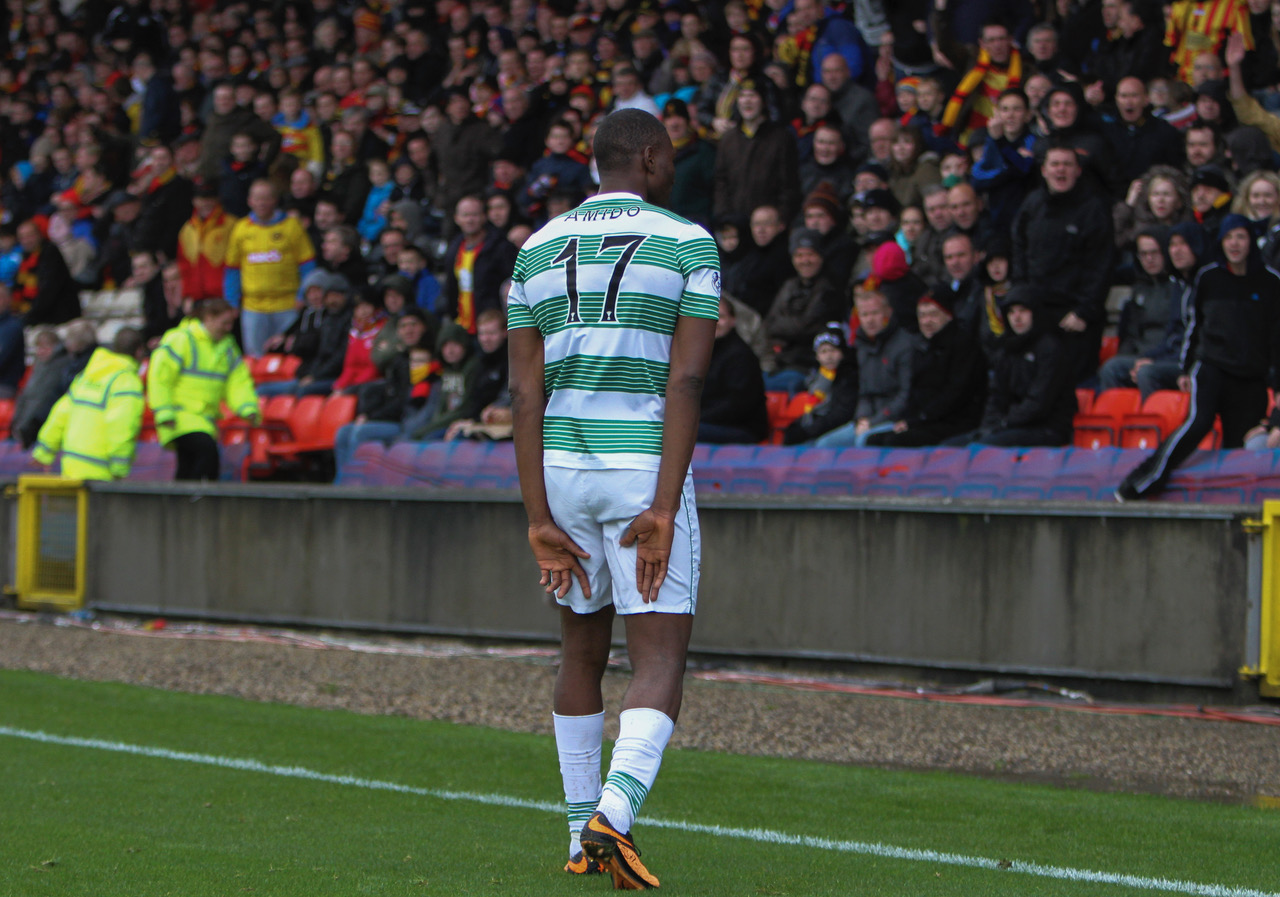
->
xmin=1118 ymin=214 xmax=1280 ymax=500
xmin=1011 ymin=140 xmax=1115 ymax=385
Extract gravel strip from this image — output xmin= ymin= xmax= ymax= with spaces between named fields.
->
xmin=2 ymin=615 xmax=1278 ymax=803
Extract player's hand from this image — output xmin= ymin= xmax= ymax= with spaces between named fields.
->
xmin=529 ymin=521 xmax=591 ymax=600
xmin=620 ymin=508 xmax=675 ymax=604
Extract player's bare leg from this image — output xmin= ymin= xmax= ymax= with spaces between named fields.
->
xmin=580 ymin=611 xmax=692 ymax=889
xmin=555 ymin=605 xmax=614 ymax=874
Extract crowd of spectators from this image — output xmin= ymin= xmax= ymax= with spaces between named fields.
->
xmin=3 ymin=0 xmax=1280 ymax=494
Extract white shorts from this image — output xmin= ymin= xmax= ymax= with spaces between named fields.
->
xmin=544 ymin=466 xmax=700 ymax=616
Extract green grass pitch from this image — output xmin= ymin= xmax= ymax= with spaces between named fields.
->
xmin=1 ymin=669 xmax=1277 ymax=897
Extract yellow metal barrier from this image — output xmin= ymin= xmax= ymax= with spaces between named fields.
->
xmin=12 ymin=475 xmax=88 ymax=612
xmin=1242 ymin=501 xmax=1280 ymax=697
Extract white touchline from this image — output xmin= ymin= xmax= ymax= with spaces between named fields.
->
xmin=1 ymin=725 xmax=1273 ymax=897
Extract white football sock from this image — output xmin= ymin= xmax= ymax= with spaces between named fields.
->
xmin=595 ymin=707 xmax=675 ymax=835
xmin=553 ymin=710 xmax=604 ymax=857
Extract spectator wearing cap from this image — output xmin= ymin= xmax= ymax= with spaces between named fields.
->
xmin=699 ymin=295 xmax=770 ymax=444
xmin=177 ymin=178 xmax=237 ymax=304
xmin=14 ymin=217 xmax=80 ymax=326
xmin=1011 ymin=141 xmax=1115 ymax=384
xmin=799 ymin=124 xmax=857 ymax=208
xmin=762 ymin=227 xmax=846 ymax=393
xmin=782 ymin=324 xmax=859 ymax=444
xmin=801 ymin=183 xmax=856 ymax=293
xmin=725 ymin=205 xmax=796 ymax=318
xmin=866 ymin=288 xmax=987 ymax=447
xmin=945 ymin=286 xmax=1077 ymax=448
xmin=83 ymin=191 xmax=143 ymax=290
xmin=663 ymin=99 xmax=716 ymax=228
xmin=713 ymin=77 xmax=801 ymax=222
xmin=814 ymin=287 xmax=915 ymax=447
xmin=853 ymin=160 xmax=891 ymax=195
xmin=629 ymin=29 xmax=667 ymax=91
xmin=1118 ymin=214 xmax=1280 ymax=500
xmin=1190 ymin=165 xmax=1234 ymax=242
xmin=370 ymin=274 xmax=437 ymax=373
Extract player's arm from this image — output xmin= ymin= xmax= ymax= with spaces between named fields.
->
xmin=622 ymin=311 xmax=716 ymax=604
xmin=509 ymin=325 xmax=591 ymax=600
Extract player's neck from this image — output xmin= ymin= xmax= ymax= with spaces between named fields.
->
xmin=596 ymin=174 xmax=648 ymax=201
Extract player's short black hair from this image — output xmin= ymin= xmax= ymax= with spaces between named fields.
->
xmin=593 ymin=109 xmax=669 ymax=176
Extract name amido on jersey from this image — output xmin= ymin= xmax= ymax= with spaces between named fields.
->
xmin=561 ymin=205 xmax=643 ymax=222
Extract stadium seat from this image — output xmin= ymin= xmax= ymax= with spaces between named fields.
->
xmin=906 ymin=446 xmax=975 ymax=498
xmin=252 ymin=353 xmax=301 ymax=383
xmin=267 ymin=393 xmax=357 ymax=455
xmin=1119 ymin=390 xmax=1189 ymax=450
xmin=1000 ymin=448 xmax=1066 ymax=500
xmin=1075 ymin=388 xmax=1095 ymax=416
xmin=1099 ymin=334 xmax=1120 ymax=365
xmin=764 ymin=391 xmax=792 ymax=444
xmin=952 ymin=447 xmax=1017 ymax=500
xmin=0 ymin=398 xmax=14 ymax=439
xmin=814 ymin=448 xmax=883 ymax=495
xmin=1045 ymin=448 xmax=1125 ymax=501
xmin=1073 ymin=388 xmax=1141 ymax=449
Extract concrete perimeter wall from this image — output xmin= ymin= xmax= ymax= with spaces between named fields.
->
xmin=76 ymin=484 xmax=1255 ymax=688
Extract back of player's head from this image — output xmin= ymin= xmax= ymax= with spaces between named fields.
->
xmin=593 ymin=109 xmax=669 ymax=176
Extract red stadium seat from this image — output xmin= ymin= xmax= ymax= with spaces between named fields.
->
xmin=252 ymin=353 xmax=301 ymax=384
xmin=268 ymin=393 xmax=357 ymax=455
xmin=0 ymin=398 xmax=15 ymax=440
xmin=1075 ymin=388 xmax=1094 ymax=416
xmin=1119 ymin=391 xmax=1189 ymax=450
xmin=1073 ymin=388 xmax=1141 ymax=449
xmin=1099 ymin=335 xmax=1120 ymax=365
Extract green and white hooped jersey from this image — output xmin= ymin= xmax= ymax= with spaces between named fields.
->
xmin=507 ymin=191 xmax=721 ymax=471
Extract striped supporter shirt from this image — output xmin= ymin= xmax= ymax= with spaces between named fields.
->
xmin=507 ymin=191 xmax=721 ymax=470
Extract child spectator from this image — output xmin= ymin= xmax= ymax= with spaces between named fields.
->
xmin=219 ymin=132 xmax=268 ymax=218
xmin=520 ymin=119 xmax=593 ymax=222
xmin=783 ymin=325 xmax=859 ymax=445
xmin=272 ymin=88 xmax=325 ymax=177
xmin=357 ymin=158 xmax=395 ymax=243
xmin=395 ymin=242 xmax=442 ymax=314
xmin=405 ymin=321 xmax=475 ymax=439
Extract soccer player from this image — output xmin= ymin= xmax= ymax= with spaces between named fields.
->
xmin=507 ymin=109 xmax=720 ymax=890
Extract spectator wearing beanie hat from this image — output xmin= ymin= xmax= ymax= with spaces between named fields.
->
xmin=762 ymin=227 xmax=845 ymax=393
xmin=850 ymin=188 xmax=900 ymax=283
xmin=865 ymin=288 xmax=987 ymax=447
xmin=783 ymin=323 xmax=860 ymax=445
xmin=663 ymin=98 xmax=717 ymax=228
xmin=801 ymin=182 xmax=856 ymax=292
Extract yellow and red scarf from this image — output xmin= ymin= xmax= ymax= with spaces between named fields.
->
xmin=941 ymin=48 xmax=1022 ymax=145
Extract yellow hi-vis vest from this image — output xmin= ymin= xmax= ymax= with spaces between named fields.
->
xmin=32 ymin=347 xmax=145 ymax=480
xmin=147 ymin=317 xmax=260 ymax=445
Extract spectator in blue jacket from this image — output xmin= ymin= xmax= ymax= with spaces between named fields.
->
xmin=971 ymin=88 xmax=1037 ymax=234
